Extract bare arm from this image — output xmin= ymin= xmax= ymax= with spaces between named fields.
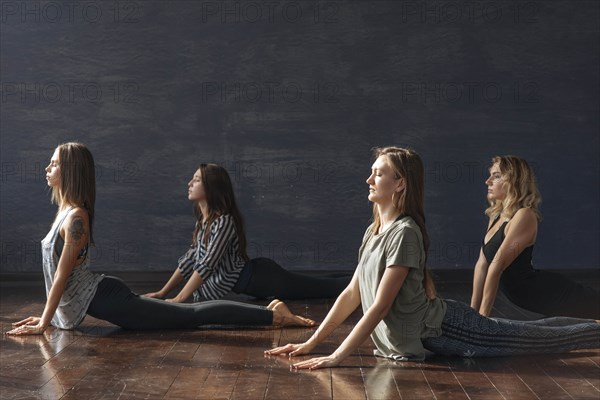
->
xmin=144 ymin=267 xmax=184 ymax=299
xmin=8 ymin=209 xmax=89 ymax=335
xmin=478 ymin=208 xmax=537 ymax=316
xmin=168 ymin=271 xmax=203 ymax=303
xmin=291 ymin=266 xmax=409 ymax=370
xmin=169 ymin=217 xmax=234 ymax=302
xmin=470 ymin=248 xmax=490 ymax=310
xmin=265 ymin=269 xmax=362 ymax=357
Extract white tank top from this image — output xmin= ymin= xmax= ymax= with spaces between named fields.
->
xmin=41 ymin=207 xmax=103 ymax=329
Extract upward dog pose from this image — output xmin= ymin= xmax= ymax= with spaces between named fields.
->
xmin=144 ymin=163 xmax=351 ymax=303
xmin=266 ymin=147 xmax=599 ymax=369
xmin=7 ymin=143 xmax=313 ymax=336
xmin=471 ymin=155 xmax=600 ymax=319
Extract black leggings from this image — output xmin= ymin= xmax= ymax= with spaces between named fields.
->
xmin=87 ymin=276 xmax=272 ymax=330
xmin=233 ymin=257 xmax=352 ymax=299
xmin=502 ymin=270 xmax=600 ymax=319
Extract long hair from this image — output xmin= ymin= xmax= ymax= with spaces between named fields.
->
xmin=485 ymin=156 xmax=542 ymax=222
xmin=191 ymin=163 xmax=249 ymax=261
xmin=50 ymin=142 xmax=96 ymax=244
xmin=370 ymin=146 xmax=436 ymax=300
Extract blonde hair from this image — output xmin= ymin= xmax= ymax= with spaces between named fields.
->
xmin=51 ymin=142 xmax=96 ymax=243
xmin=370 ymin=146 xmax=437 ymax=300
xmin=485 ymin=155 xmax=542 ymax=222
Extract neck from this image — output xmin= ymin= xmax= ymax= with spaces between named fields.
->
xmin=199 ymin=201 xmax=209 ymax=220
xmin=376 ymin=201 xmax=401 ymax=232
xmin=58 ymin=199 xmax=69 ymax=211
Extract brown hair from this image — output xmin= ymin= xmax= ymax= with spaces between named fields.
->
xmin=371 ymin=146 xmax=436 ymax=300
xmin=191 ymin=163 xmax=249 ymax=261
xmin=485 ymin=156 xmax=542 ymax=222
xmin=51 ymin=142 xmax=96 ymax=244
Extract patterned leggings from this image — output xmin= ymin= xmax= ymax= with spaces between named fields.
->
xmin=423 ymin=300 xmax=600 ymax=357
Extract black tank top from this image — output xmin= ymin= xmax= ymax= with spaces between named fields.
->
xmin=481 ymin=216 xmax=536 ymax=285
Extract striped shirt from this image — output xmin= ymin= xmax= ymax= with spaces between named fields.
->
xmin=178 ymin=214 xmax=246 ymax=301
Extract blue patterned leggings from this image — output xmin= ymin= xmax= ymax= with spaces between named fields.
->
xmin=422 ymin=300 xmax=600 ymax=357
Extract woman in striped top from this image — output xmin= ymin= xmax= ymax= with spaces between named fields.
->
xmin=144 ymin=163 xmax=351 ymax=303
xmin=7 ymin=143 xmax=314 ymax=335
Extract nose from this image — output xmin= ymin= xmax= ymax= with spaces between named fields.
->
xmin=485 ymin=176 xmax=492 ymax=186
xmin=45 ymin=164 xmax=51 ymax=173
xmin=366 ymin=174 xmax=374 ymax=185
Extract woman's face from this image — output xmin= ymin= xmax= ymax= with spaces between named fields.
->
xmin=485 ymin=162 xmax=507 ymax=201
xmin=45 ymin=148 xmax=61 ymax=188
xmin=366 ymin=155 xmax=404 ymax=204
xmin=188 ymin=169 xmax=206 ymax=202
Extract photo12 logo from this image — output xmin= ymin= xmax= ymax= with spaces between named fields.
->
xmin=399 ymin=81 xmax=540 ymax=105
xmin=399 ymin=1 xmax=539 ymax=24
xmin=1 ymin=159 xmax=140 ymax=184
xmin=199 ymin=1 xmax=340 ymax=24
xmin=201 ymin=81 xmax=339 ymax=104
xmin=1 ymin=82 xmax=140 ymax=104
xmin=0 ymin=1 xmax=140 ymax=24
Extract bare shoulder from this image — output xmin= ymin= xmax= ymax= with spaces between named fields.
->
xmin=512 ymin=208 xmax=537 ymax=224
xmin=506 ymin=208 xmax=538 ymax=235
xmin=64 ymin=207 xmax=90 ymax=241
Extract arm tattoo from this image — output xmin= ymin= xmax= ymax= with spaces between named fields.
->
xmin=69 ymin=216 xmax=86 ymax=242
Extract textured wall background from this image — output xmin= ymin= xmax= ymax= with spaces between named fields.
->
xmin=1 ymin=0 xmax=598 ymax=272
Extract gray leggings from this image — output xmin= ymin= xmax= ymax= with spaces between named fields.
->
xmin=423 ymin=300 xmax=600 ymax=357
xmin=87 ymin=276 xmax=272 ymax=330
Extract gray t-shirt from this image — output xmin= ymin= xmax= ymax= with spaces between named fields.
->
xmin=357 ymin=216 xmax=446 ymax=361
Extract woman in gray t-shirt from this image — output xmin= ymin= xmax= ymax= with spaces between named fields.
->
xmin=266 ymin=146 xmax=599 ymax=367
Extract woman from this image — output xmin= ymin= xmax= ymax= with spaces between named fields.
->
xmin=143 ymin=163 xmax=350 ymax=303
xmin=471 ymin=156 xmax=600 ymax=319
xmin=7 ymin=142 xmax=313 ymax=336
xmin=265 ymin=147 xmax=599 ymax=369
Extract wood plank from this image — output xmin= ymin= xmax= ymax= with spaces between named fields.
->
xmin=421 ymin=358 xmax=470 ymax=399
xmin=117 ymin=366 xmax=181 ymax=398
xmin=536 ymin=357 xmax=600 ymax=399
xmin=446 ymin=357 xmax=504 ymax=399
xmin=391 ymin=362 xmax=437 ymax=400
xmin=230 ymin=368 xmax=271 ymax=400
xmin=559 ymin=353 xmax=600 ymax=391
xmin=363 ymin=363 xmax=402 ymax=399
xmin=507 ymin=356 xmax=573 ymax=400
xmin=331 ymin=349 xmax=366 ymax=400
xmin=1 ymin=272 xmax=599 ymax=400
xmin=163 ymin=367 xmax=211 ymax=398
xmin=264 ymin=366 xmax=332 ymax=400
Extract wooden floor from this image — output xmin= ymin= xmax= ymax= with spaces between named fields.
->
xmin=1 ymin=270 xmax=599 ymax=400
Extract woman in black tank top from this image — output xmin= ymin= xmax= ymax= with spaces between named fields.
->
xmin=470 ymin=156 xmax=599 ymax=319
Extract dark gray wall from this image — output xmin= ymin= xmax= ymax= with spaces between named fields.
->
xmin=1 ymin=0 xmax=598 ymax=273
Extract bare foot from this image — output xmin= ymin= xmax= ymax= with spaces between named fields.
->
xmin=270 ymin=300 xmax=316 ymax=327
xmin=267 ymin=299 xmax=282 ymax=310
